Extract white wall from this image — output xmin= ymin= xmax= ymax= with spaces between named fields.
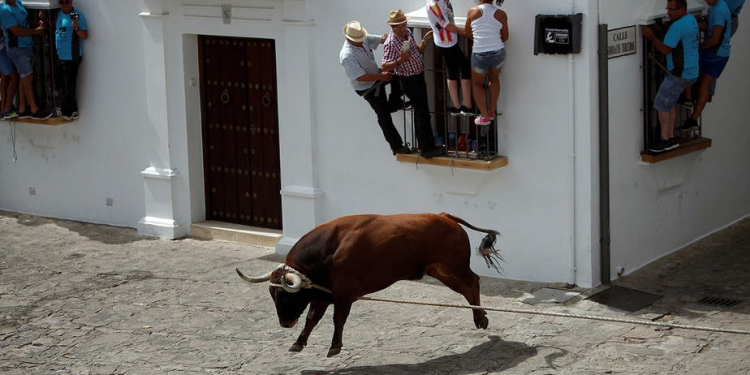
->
xmin=308 ymin=0 xmax=599 ymax=285
xmin=603 ymin=0 xmax=750 ymax=278
xmin=0 ymin=0 xmax=151 ymax=227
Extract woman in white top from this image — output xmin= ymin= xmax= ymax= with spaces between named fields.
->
xmin=465 ymin=0 xmax=509 ymax=125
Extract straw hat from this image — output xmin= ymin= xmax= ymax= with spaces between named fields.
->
xmin=386 ymin=9 xmax=410 ymax=25
xmin=343 ymin=21 xmax=368 ymax=42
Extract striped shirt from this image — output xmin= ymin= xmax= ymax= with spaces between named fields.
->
xmin=340 ymin=35 xmax=383 ymax=92
xmin=383 ymin=29 xmax=424 ymax=77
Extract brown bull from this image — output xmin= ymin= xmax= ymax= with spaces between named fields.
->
xmin=235 ymin=212 xmax=501 ymax=357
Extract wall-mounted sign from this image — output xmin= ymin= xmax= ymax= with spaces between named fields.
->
xmin=607 ymin=26 xmax=637 ymax=59
xmin=534 ymin=13 xmax=583 ymax=55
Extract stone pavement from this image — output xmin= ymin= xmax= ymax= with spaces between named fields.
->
xmin=1 ymin=210 xmax=749 ymax=374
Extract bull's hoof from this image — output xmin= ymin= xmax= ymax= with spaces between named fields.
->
xmin=475 ymin=316 xmax=489 ymax=330
xmin=326 ymin=347 xmax=341 ymax=357
xmin=289 ymin=343 xmax=304 ymax=352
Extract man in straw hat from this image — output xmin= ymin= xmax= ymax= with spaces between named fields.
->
xmin=340 ymin=20 xmax=411 ymax=156
xmin=382 ymin=9 xmax=445 ymax=159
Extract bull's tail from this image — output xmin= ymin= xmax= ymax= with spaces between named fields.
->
xmin=442 ymin=213 xmax=503 ymax=273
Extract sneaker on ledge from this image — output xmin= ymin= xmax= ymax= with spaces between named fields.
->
xmin=474 ymin=115 xmax=492 ymax=126
xmin=459 ymin=105 xmax=477 ymax=116
xmin=391 ymin=145 xmax=411 ymax=155
xmin=420 ymin=147 xmax=446 ymax=159
xmin=17 ymin=108 xmax=31 ymax=119
xmin=1 ymin=109 xmax=17 ymax=120
xmin=682 ymin=118 xmax=699 ymax=130
xmin=30 ymin=109 xmax=53 ymax=120
xmin=448 ymin=106 xmax=461 ymax=117
xmin=666 ymin=138 xmax=680 ymax=151
xmin=649 ymin=138 xmax=669 ymax=153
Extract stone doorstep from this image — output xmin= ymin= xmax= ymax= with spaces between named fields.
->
xmin=190 ymin=221 xmax=282 ymax=248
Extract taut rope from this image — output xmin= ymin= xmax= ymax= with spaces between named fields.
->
xmin=358 ymin=296 xmax=750 ymax=336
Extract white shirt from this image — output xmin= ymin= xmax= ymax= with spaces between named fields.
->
xmin=426 ymin=0 xmax=457 ymax=48
xmin=471 ymin=3 xmax=505 ymax=53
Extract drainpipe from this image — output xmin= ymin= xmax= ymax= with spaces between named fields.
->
xmin=598 ymin=19 xmax=611 ymax=285
xmin=567 ymin=0 xmax=577 ymax=286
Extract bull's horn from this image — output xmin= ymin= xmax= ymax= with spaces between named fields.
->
xmin=281 ymin=273 xmax=303 ymax=293
xmin=235 ymin=267 xmax=273 ymax=283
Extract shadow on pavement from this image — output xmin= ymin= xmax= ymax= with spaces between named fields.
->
xmin=299 ymin=335 xmax=539 ymax=375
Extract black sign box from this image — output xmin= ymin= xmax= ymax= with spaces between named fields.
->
xmin=534 ymin=13 xmax=583 ymax=55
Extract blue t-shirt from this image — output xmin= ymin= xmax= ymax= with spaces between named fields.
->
xmin=55 ymin=9 xmax=87 ymax=60
xmin=0 ymin=0 xmax=33 ymax=49
xmin=725 ymin=0 xmax=745 ymax=16
xmin=664 ymin=14 xmax=700 ymax=79
xmin=708 ymin=0 xmax=732 ymax=57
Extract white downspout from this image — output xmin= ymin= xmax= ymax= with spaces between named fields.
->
xmin=568 ymin=0 xmax=578 ymax=286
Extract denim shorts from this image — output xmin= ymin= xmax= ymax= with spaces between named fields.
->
xmin=0 ymin=48 xmax=16 ymax=76
xmin=5 ymin=47 xmax=34 ymax=78
xmin=471 ymin=49 xmax=506 ymax=74
xmin=653 ymin=75 xmax=696 ymax=112
xmin=699 ymin=50 xmax=730 ymax=79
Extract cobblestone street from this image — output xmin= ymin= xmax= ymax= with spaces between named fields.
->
xmin=1 ymin=211 xmax=749 ymax=374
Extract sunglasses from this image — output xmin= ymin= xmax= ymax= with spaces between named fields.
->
xmin=58 ymin=0 xmax=71 ymax=4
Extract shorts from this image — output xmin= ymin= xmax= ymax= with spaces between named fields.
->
xmin=5 ymin=47 xmax=34 ymax=78
xmin=437 ymin=45 xmax=471 ymax=80
xmin=699 ymin=50 xmax=729 ymax=79
xmin=0 ymin=48 xmax=16 ymax=76
xmin=471 ymin=49 xmax=506 ymax=75
xmin=653 ymin=75 xmax=696 ymax=112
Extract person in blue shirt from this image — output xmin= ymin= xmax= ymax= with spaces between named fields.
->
xmin=642 ymin=0 xmax=699 ymax=153
xmin=0 ymin=0 xmax=51 ymax=120
xmin=725 ymin=0 xmax=745 ymax=35
xmin=683 ymin=0 xmax=732 ymax=130
xmin=55 ymin=0 xmax=88 ymax=120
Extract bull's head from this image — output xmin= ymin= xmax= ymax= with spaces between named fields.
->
xmin=236 ymin=266 xmax=313 ymax=328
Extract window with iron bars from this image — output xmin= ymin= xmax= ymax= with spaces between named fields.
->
xmin=397 ymin=27 xmax=500 ymax=162
xmin=641 ymin=18 xmax=711 ymax=162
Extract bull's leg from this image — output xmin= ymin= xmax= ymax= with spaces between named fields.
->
xmin=426 ymin=264 xmax=488 ymax=329
xmin=327 ymin=301 xmax=353 ymax=357
xmin=290 ymin=299 xmax=330 ymax=352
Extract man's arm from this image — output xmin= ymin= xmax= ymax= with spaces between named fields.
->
xmin=357 ymin=72 xmax=393 ymax=82
xmin=72 ymin=17 xmax=88 ymax=40
xmin=642 ymin=26 xmax=673 ymax=55
xmin=8 ymin=24 xmax=44 ymax=37
xmin=699 ymin=24 xmax=724 ymax=49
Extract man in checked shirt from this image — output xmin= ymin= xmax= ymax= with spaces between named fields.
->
xmin=382 ymin=9 xmax=445 ymax=159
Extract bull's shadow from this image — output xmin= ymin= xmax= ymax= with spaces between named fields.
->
xmin=299 ymin=335 xmax=540 ymax=375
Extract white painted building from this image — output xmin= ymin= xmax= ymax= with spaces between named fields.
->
xmin=1 ymin=0 xmax=748 ymax=288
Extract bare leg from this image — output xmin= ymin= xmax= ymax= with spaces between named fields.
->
xmin=471 ymin=71 xmax=488 ymax=118
xmin=19 ymin=75 xmax=39 ymax=114
xmin=488 ymin=67 xmax=502 ymax=116
xmin=290 ymin=299 xmax=329 ymax=352
xmin=4 ymin=73 xmax=18 ymax=112
xmin=690 ymin=73 xmax=715 ymax=122
xmin=460 ymin=79 xmax=473 ymax=108
xmin=657 ymin=107 xmax=676 ymax=140
xmin=447 ymin=79 xmax=460 ymax=108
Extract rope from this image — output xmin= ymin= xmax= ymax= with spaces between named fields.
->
xmin=358 ymin=296 xmax=750 ymax=336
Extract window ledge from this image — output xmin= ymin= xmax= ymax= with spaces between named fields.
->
xmin=2 ymin=117 xmax=75 ymax=126
xmin=640 ymin=137 xmax=712 ymax=164
xmin=396 ymin=153 xmax=508 ymax=171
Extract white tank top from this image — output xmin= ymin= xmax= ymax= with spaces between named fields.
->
xmin=471 ymin=3 xmax=505 ymax=53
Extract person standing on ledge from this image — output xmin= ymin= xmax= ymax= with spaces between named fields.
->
xmin=340 ymin=20 xmax=411 ymax=156
xmin=55 ymin=0 xmax=87 ymax=120
xmin=642 ymin=0 xmax=699 ymax=152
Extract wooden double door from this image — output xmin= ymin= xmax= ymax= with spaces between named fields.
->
xmin=199 ymin=36 xmax=281 ymax=230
